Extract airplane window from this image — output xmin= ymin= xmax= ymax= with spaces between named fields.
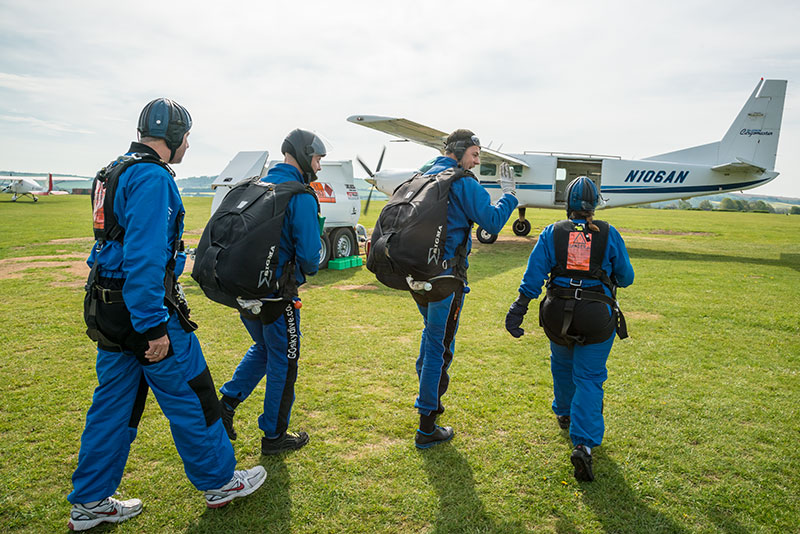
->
xmin=480 ymin=163 xmax=497 ymax=176
xmin=512 ymin=165 xmax=523 ymax=178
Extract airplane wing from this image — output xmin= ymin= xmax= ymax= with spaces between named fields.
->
xmin=347 ymin=115 xmax=528 ymax=168
xmin=711 ymin=158 xmax=767 ymax=174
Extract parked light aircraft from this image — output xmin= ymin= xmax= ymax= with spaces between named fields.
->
xmin=1 ymin=174 xmax=67 ymax=202
xmin=349 ymin=78 xmax=786 ymax=242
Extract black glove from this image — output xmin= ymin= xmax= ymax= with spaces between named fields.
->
xmin=505 ymin=293 xmax=532 ymax=338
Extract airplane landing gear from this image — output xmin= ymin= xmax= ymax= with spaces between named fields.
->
xmin=476 ymin=226 xmax=497 ymax=244
xmin=512 ymin=207 xmax=530 ymax=236
xmin=512 ymin=219 xmax=531 ymax=236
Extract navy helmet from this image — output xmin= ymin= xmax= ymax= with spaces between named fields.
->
xmin=137 ymin=98 xmax=192 ymax=161
xmin=281 ymin=129 xmax=327 ymax=182
xmin=566 ymin=176 xmax=599 ymax=215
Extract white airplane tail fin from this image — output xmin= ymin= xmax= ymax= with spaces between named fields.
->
xmin=718 ymin=79 xmax=785 ymax=171
xmin=644 ymin=79 xmax=786 ymax=171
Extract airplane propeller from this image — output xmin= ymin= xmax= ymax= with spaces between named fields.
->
xmin=356 ymin=145 xmax=386 ymax=214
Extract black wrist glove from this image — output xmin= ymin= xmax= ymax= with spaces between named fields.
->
xmin=505 ymin=293 xmax=532 ymax=338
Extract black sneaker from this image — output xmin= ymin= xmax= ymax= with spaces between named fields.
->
xmin=556 ymin=415 xmax=571 ymax=430
xmin=261 ymin=431 xmax=309 ymax=455
xmin=415 ymin=425 xmax=454 ymax=449
xmin=220 ymin=400 xmax=237 ymax=441
xmin=571 ymin=445 xmax=594 ymax=482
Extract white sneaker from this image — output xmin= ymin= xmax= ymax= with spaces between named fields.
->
xmin=204 ymin=466 xmax=267 ymax=508
xmin=68 ymin=496 xmax=143 ymax=531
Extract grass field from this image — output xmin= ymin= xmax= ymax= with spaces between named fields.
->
xmin=1 ymin=194 xmax=799 ymax=533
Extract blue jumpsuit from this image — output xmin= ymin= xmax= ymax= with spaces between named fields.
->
xmin=219 ymin=164 xmax=321 ymax=438
xmin=415 ymin=156 xmax=518 ymax=416
xmin=69 ymin=143 xmax=235 ymax=504
xmin=519 ymin=219 xmax=634 ymax=448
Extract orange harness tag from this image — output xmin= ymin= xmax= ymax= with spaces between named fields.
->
xmin=93 ymin=182 xmax=106 ymax=230
xmin=566 ymin=231 xmax=591 ymax=271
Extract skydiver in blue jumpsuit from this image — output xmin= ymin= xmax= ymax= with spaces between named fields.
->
xmin=505 ymin=176 xmax=634 ymax=481
xmin=219 ymin=129 xmax=323 ymax=455
xmin=413 ymin=129 xmax=519 ymax=449
xmin=68 ymin=99 xmax=265 ymax=532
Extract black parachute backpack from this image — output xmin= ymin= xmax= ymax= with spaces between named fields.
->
xmin=192 ymin=178 xmax=316 ymax=309
xmin=367 ymin=167 xmax=474 ymax=292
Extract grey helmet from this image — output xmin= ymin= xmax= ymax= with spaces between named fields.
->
xmin=137 ymin=98 xmax=192 ymax=162
xmin=281 ymin=129 xmax=327 ymax=182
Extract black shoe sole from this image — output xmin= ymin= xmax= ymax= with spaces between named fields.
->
xmin=415 ymin=427 xmax=454 ymax=449
xmin=261 ymin=433 xmax=309 ymax=455
xmin=571 ymin=451 xmax=594 ymax=482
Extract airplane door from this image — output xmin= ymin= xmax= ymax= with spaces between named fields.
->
xmin=554 ymin=168 xmax=568 ymax=204
xmin=555 ymin=158 xmax=603 ymax=205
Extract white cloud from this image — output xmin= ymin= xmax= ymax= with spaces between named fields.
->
xmin=0 ymin=0 xmax=798 ymax=197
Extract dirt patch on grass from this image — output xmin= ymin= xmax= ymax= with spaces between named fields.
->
xmin=0 ymin=255 xmax=88 ymax=287
xmin=342 ymin=437 xmax=404 ymax=461
xmin=619 ymin=228 xmax=713 ymax=237
xmin=47 ymin=237 xmax=94 ymax=245
xmin=626 ymin=311 xmax=663 ymax=321
xmin=333 ymin=284 xmax=379 ymax=291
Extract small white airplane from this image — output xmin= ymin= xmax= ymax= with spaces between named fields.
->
xmin=1 ymin=173 xmax=68 ymax=202
xmin=348 ymin=78 xmax=786 ymax=242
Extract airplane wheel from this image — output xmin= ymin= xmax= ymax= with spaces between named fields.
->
xmin=512 ymin=219 xmax=531 ymax=236
xmin=476 ymin=226 xmax=498 ymax=244
xmin=331 ymin=227 xmax=357 ymax=258
xmin=319 ymin=233 xmax=331 ymax=269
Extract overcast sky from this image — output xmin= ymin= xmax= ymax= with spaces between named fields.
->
xmin=2 ymin=0 xmax=799 ymax=198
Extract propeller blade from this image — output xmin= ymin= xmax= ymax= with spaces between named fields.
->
xmin=376 ymin=146 xmax=386 ymax=173
xmin=356 ymin=155 xmax=374 ymax=178
xmin=364 ymin=185 xmax=375 ymax=215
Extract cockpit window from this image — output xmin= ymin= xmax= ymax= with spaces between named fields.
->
xmin=480 ymin=163 xmax=523 ymax=177
xmin=480 ymin=163 xmax=497 ymax=176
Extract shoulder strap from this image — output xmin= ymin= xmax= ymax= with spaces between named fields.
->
xmin=440 ymin=167 xmax=476 ymax=280
xmin=92 ymin=153 xmax=174 ymax=244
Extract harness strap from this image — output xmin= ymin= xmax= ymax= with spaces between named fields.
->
xmin=559 ymin=297 xmax=583 ymax=347
xmin=84 ymin=259 xmax=126 ymax=350
xmin=546 ymin=286 xmax=617 ymax=306
xmin=546 ymin=286 xmax=629 ymax=341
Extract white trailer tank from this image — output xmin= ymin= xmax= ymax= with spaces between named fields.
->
xmin=210 ymin=151 xmax=364 ymax=269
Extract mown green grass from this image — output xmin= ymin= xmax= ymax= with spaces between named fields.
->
xmin=1 ymin=194 xmax=798 ymax=533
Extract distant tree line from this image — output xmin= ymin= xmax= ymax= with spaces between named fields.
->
xmin=638 ymin=197 xmax=799 ymax=214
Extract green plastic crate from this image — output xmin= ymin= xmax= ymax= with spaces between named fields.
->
xmin=328 ymin=257 xmax=350 ymax=270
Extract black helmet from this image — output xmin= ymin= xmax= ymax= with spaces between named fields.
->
xmin=444 ymin=129 xmax=480 ymax=161
xmin=137 ymin=98 xmax=192 ymax=161
xmin=565 ymin=176 xmax=599 ymax=215
xmin=281 ymin=129 xmax=327 ymax=182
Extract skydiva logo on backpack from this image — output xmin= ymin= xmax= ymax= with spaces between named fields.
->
xmin=367 ymin=167 xmax=474 ymax=291
xmin=427 ymin=225 xmax=443 ymax=265
xmin=258 ymin=245 xmax=277 ymax=288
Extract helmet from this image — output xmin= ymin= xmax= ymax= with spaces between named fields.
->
xmin=444 ymin=129 xmax=480 ymax=161
xmin=565 ymin=176 xmax=599 ymax=215
xmin=137 ymin=98 xmax=192 ymax=161
xmin=281 ymin=129 xmax=327 ymax=182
